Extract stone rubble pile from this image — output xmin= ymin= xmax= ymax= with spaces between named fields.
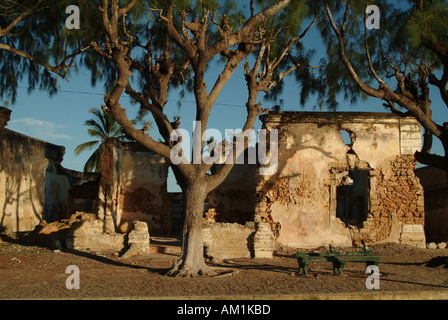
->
xmin=426 ymin=242 xmax=448 ymax=250
xmin=120 ymin=221 xmax=151 ymax=258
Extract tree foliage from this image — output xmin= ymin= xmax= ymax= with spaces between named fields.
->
xmin=0 ymin=1 xmax=87 ymax=103
xmin=315 ymin=0 xmax=448 ymax=171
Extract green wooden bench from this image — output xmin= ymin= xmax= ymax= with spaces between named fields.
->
xmin=296 ymin=242 xmax=380 ymax=275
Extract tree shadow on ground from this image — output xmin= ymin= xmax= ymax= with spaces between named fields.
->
xmin=208 ymin=259 xmax=298 ymax=275
xmin=62 ymin=248 xmax=173 ymax=275
xmin=0 ymin=233 xmax=172 ymax=275
xmin=349 ymin=273 xmax=448 ymax=289
xmin=424 ymin=256 xmax=448 ymax=268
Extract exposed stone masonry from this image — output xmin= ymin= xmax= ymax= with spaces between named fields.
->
xmin=253 ymin=222 xmax=275 ymax=258
xmin=376 ymin=155 xmax=424 ymax=226
xmin=348 ymin=155 xmax=425 ymax=247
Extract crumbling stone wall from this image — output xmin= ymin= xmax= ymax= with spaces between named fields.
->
xmin=349 ymin=155 xmax=424 ymax=245
xmin=375 ymin=156 xmax=424 ymax=227
xmin=256 ymin=112 xmax=426 ymax=248
xmin=255 ymin=175 xmax=290 ymax=238
xmin=65 ymin=213 xmax=150 ymax=256
xmin=97 ymin=139 xmax=170 ymax=235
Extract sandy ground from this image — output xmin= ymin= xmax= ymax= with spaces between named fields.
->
xmin=0 ymin=236 xmax=447 ymax=300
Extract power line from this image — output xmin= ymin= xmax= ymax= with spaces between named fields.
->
xmin=17 ymin=85 xmax=248 ymax=109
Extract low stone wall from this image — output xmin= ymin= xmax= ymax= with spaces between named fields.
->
xmin=65 ymin=214 xmax=150 ymax=256
xmin=121 ymin=221 xmax=151 ymax=258
xmin=203 ymin=222 xmax=275 ymax=260
xmin=65 ymin=214 xmax=126 ymax=252
xmin=203 ymin=222 xmax=254 ymax=260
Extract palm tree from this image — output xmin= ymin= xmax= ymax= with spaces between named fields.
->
xmin=75 ymin=107 xmax=134 ymax=172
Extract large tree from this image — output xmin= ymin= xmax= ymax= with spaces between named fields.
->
xmin=316 ymin=0 xmax=448 ymax=172
xmin=82 ymin=0 xmax=317 ymax=277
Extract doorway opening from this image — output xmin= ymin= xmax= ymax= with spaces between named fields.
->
xmin=336 ymin=169 xmax=369 ymax=226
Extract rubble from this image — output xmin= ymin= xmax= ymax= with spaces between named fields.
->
xmin=427 ymin=242 xmax=438 ymax=249
xmin=426 ymin=242 xmax=447 ymax=250
xmin=120 ymin=221 xmax=150 ymax=258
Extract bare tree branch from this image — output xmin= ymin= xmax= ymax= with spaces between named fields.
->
xmin=324 ymin=2 xmax=443 ymax=139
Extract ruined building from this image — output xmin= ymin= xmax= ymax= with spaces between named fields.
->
xmin=0 ymin=107 xmax=439 ymax=256
xmin=95 ymin=138 xmax=171 ymax=235
xmin=207 ymin=112 xmax=427 ymax=253
xmin=0 ymin=107 xmax=98 ymax=233
xmin=255 ymin=112 xmax=426 ymax=248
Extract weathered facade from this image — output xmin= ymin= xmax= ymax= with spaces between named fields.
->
xmin=0 ymin=107 xmax=97 ymax=233
xmin=254 ymin=112 xmax=425 ymax=248
xmin=0 ymin=108 xmax=159 ymax=255
xmin=97 ymin=138 xmax=171 ymax=236
xmin=63 ymin=139 xmax=169 ymax=253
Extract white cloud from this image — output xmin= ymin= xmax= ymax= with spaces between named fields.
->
xmin=7 ymin=118 xmax=73 ymax=141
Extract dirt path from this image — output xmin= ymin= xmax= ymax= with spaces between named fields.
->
xmin=0 ymin=238 xmax=447 ymax=300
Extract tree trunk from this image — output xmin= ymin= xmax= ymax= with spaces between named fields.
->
xmin=167 ymin=180 xmax=214 ymax=277
xmin=415 ymin=131 xmax=448 ymax=174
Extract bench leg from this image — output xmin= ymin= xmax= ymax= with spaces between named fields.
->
xmin=332 ymin=261 xmax=345 ymax=275
xmin=297 ymin=260 xmax=309 ymax=275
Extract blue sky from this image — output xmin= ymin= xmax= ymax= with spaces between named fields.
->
xmin=4 ymin=9 xmax=448 ymax=192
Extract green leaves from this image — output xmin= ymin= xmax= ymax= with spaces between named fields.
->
xmin=0 ymin=1 xmax=65 ymax=102
xmin=407 ymin=0 xmax=448 ymax=47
